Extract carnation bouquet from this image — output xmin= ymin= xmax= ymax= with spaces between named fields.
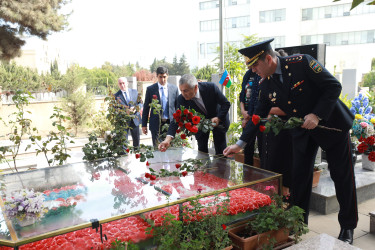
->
xmin=4 ymin=189 xmax=47 ymax=221
xmin=352 ymin=114 xmax=375 ymax=162
xmin=172 ymin=106 xmax=215 ymax=139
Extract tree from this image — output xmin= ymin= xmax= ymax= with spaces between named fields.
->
xmin=193 ymin=65 xmax=217 ymax=82
xmin=61 ymin=64 xmax=86 ymax=93
xmin=150 ymin=58 xmax=173 ymax=73
xmin=363 ymin=71 xmax=375 ymax=89
xmin=176 ymin=54 xmax=190 ymax=75
xmin=61 ymin=91 xmax=95 ymax=136
xmin=0 ymin=0 xmax=70 ymax=60
xmin=0 ymin=61 xmax=41 ymax=91
xmin=134 ymin=69 xmax=156 ymax=81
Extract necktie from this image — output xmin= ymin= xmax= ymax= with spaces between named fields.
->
xmin=193 ymin=97 xmax=207 ymax=115
xmin=124 ymin=91 xmax=129 ymax=104
xmin=161 ymin=87 xmax=168 ymax=118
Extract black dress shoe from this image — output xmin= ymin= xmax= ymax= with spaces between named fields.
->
xmin=338 ymin=228 xmax=354 ymax=245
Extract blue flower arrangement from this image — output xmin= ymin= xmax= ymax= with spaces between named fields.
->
xmin=350 ymin=93 xmax=374 ymax=120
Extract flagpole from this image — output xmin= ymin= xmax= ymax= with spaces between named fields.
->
xmin=219 ymin=0 xmax=225 ymax=97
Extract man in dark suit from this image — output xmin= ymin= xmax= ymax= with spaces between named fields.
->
xmin=142 ymin=66 xmax=179 ymax=147
xmin=114 ymin=77 xmax=143 ymax=147
xmin=223 ymin=39 xmax=358 ymax=244
xmin=158 ymin=74 xmax=230 ymax=155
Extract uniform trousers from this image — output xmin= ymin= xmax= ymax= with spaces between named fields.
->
xmin=290 ymin=128 xmax=358 ymax=229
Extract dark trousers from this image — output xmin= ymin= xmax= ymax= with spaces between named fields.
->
xmin=126 ymin=126 xmax=140 ymax=148
xmin=151 ymin=120 xmax=170 ymax=147
xmin=244 ymin=132 xmax=263 ymax=166
xmin=196 ymin=127 xmax=227 ymax=156
xmin=291 ymin=130 xmax=358 ymax=229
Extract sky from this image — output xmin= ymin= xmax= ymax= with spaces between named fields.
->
xmin=25 ymin=0 xmax=198 ymax=69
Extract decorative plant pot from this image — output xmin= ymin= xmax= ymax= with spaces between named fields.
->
xmin=253 ymin=156 xmax=260 ymax=168
xmin=362 ymin=154 xmax=375 ymax=171
xmin=15 ymin=217 xmax=36 ymax=227
xmin=228 ymin=224 xmax=289 ymax=250
xmin=312 ymin=169 xmax=322 ymax=188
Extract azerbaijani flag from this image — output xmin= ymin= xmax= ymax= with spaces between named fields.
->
xmin=219 ymin=69 xmax=232 ymax=88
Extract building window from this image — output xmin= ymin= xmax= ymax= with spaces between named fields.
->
xmin=200 ymin=43 xmax=206 ymax=55
xmin=207 ymin=42 xmax=219 ymax=54
xmin=259 ymin=9 xmax=286 ymax=23
xmin=226 ymin=16 xmax=250 ymax=29
xmin=301 ymin=30 xmax=375 ymax=46
xmin=301 ymin=2 xmax=375 ymax=21
xmin=200 ymin=0 xmax=219 ymax=10
xmin=227 ymin=0 xmax=249 ymax=6
xmin=200 ymin=19 xmax=219 ymax=32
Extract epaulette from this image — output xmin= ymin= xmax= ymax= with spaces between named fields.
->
xmin=285 ymin=54 xmax=303 ymax=64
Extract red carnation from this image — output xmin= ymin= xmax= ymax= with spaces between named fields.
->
xmin=191 ymin=126 xmax=198 ymax=133
xmin=176 ymin=128 xmax=181 ymax=133
xmin=259 ymin=125 xmax=266 ymax=132
xmin=188 ymin=112 xmax=193 ymax=120
xmin=178 ymin=122 xmax=184 ymax=127
xmin=252 ymin=115 xmax=261 ymax=125
xmin=150 ymin=175 xmax=157 ymax=180
xmin=175 ymin=163 xmax=181 ymax=169
xmin=359 ymin=136 xmax=365 ymax=142
xmin=357 ymin=143 xmax=368 ymax=154
xmin=146 ymin=161 xmax=150 ymax=166
xmin=192 ymin=116 xmax=201 ymax=125
xmin=175 ymin=117 xmax=180 ymax=122
xmin=145 ymin=173 xmax=151 ymax=178
xmin=222 ymin=224 xmax=227 ymax=230
xmin=173 ymin=113 xmax=179 ymax=119
xmin=368 ymin=151 xmax=375 ymax=162
xmin=135 ymin=153 xmax=141 ymax=159
xmin=180 ymin=134 xmax=186 ymax=139
xmin=152 ymin=95 xmax=157 ymax=99
xmin=176 ymin=109 xmax=182 ymax=116
xmin=183 ymin=109 xmax=189 ymax=115
xmin=181 ymin=171 xmax=188 ymax=177
xmin=366 ymin=136 xmax=375 ymax=146
xmin=182 ymin=117 xmax=187 ymax=121
xmin=126 ymin=148 xmax=130 ymax=153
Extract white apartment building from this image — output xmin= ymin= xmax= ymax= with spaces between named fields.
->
xmin=195 ymin=0 xmax=375 ymax=81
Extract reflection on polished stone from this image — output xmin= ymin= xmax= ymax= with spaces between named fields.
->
xmin=286 ymin=233 xmax=361 ymax=249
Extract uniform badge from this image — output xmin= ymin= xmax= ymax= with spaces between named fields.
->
xmin=291 ymin=80 xmax=304 ymax=90
xmin=269 ymin=92 xmax=277 ymax=103
xmin=309 ymin=60 xmax=323 ymax=73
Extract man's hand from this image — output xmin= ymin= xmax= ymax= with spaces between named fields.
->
xmin=158 ymin=136 xmax=173 ymax=152
xmin=302 ymin=113 xmax=319 ymax=130
xmin=269 ymin=107 xmax=286 ymax=116
xmin=142 ymin=127 xmax=148 ymax=135
xmin=241 ymin=111 xmax=250 ymax=120
xmin=223 ymin=144 xmax=242 ymax=157
xmin=242 ymin=117 xmax=250 ymax=128
xmin=211 ymin=117 xmax=221 ymax=127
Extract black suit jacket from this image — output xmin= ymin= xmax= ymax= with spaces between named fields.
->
xmin=168 ymin=82 xmax=230 ymax=139
xmin=141 ymin=83 xmax=179 ymax=133
xmin=240 ymin=54 xmax=354 ymax=150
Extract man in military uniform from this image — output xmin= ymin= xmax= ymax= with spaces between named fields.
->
xmin=223 ymin=38 xmax=358 ymax=244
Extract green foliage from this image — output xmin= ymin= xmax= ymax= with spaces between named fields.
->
xmin=150 ymin=55 xmax=190 ymax=75
xmin=88 ymin=107 xmax=113 ymax=138
xmin=371 ymin=58 xmax=375 ymax=70
xmin=192 ymin=65 xmax=217 ymax=82
xmin=61 ymin=91 xmax=95 ymax=136
xmin=0 ymin=62 xmax=43 ymax=91
xmin=61 ymin=64 xmax=87 ymax=93
xmin=29 ymin=107 xmax=75 ymax=167
xmin=227 ymin=121 xmax=243 ymax=145
xmin=340 ymin=94 xmax=352 ymax=109
xmin=145 ymin=193 xmax=232 ymax=249
xmin=363 ymin=70 xmax=375 ymax=90
xmin=249 ymin=192 xmax=308 ymax=248
xmin=0 ymin=0 xmax=69 ymax=60
xmin=82 ymin=90 xmax=133 ymax=160
xmin=0 ymin=90 xmax=34 ymax=172
xmin=110 ymin=239 xmax=140 ymax=250
xmin=84 ymin=67 xmax=118 ymax=95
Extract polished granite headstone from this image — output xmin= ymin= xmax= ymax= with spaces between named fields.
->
xmin=310 ymin=158 xmax=375 ymax=214
xmin=285 ymin=233 xmax=361 ymax=250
